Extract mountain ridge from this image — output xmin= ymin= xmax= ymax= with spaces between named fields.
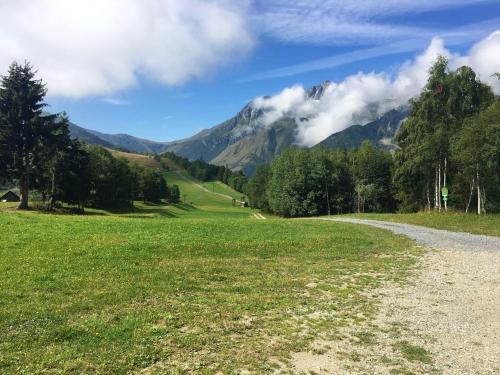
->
xmin=68 ymin=81 xmax=409 ymax=174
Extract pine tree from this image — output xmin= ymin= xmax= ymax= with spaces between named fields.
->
xmin=0 ymin=62 xmax=56 ymax=209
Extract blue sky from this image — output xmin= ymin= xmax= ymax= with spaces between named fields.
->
xmin=1 ymin=0 xmax=499 ymax=141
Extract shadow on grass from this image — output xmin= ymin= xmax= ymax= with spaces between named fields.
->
xmin=84 ymin=202 xmax=200 ymax=218
xmin=1 ymin=201 xmax=200 ymax=219
xmin=171 ymin=203 xmax=198 ymax=211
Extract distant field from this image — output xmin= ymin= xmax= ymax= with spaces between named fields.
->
xmin=164 ymin=171 xmax=247 ymax=218
xmin=345 ymin=212 xmax=500 ymax=237
xmin=0 ymin=171 xmax=421 ymax=373
xmin=108 ymin=149 xmax=163 ymax=170
xmin=201 ymin=180 xmax=246 ymax=201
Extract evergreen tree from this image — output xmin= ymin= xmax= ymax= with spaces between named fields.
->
xmin=54 ymin=140 xmax=91 ymax=211
xmin=139 ymin=169 xmax=168 ymax=203
xmin=0 ymin=62 xmax=59 ymax=209
xmin=169 ymin=184 xmax=181 ymax=204
xmin=246 ymin=165 xmax=272 ymax=211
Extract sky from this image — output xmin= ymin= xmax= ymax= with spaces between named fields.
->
xmin=0 ymin=0 xmax=499 ymax=142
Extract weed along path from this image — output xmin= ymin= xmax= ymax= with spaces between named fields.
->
xmin=296 ymin=217 xmax=500 ymax=374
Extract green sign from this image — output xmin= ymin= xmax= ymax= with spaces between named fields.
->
xmin=443 ymin=196 xmax=448 ymax=202
xmin=441 ymin=187 xmax=449 ymax=197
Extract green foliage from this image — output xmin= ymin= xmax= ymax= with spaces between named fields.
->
xmin=246 ymin=165 xmax=272 ymax=211
xmin=349 ymin=141 xmax=395 ymax=213
xmin=0 ymin=62 xmax=58 ymax=209
xmin=169 ymin=184 xmax=181 ymax=204
xmin=451 ymin=98 xmax=500 ymax=212
xmin=394 ymin=57 xmax=495 ymax=212
xmin=138 ymin=169 xmax=168 ymax=203
xmin=267 ymin=147 xmax=352 ymax=217
xmin=86 ymin=146 xmax=136 ymax=208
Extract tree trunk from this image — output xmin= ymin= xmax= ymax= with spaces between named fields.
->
xmin=477 ymin=171 xmax=481 ymax=215
xmin=48 ymin=168 xmax=56 ymax=211
xmin=426 ymin=185 xmax=431 ymax=211
xmin=325 ymin=183 xmax=331 ymax=216
xmin=443 ymin=158 xmax=447 ymax=211
xmin=18 ymin=176 xmax=29 ymax=210
xmin=434 ymin=167 xmax=439 ymax=210
xmin=481 ymin=185 xmax=486 ymax=214
xmin=465 ymin=177 xmax=474 ymax=214
xmin=438 ymin=163 xmax=442 ymax=212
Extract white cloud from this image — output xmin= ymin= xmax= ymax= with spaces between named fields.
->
xmin=0 ymin=0 xmax=253 ymax=98
xmin=254 ymin=0 xmax=498 ymax=45
xmin=252 ymin=31 xmax=500 ymax=147
xmin=100 ymin=97 xmax=130 ymax=106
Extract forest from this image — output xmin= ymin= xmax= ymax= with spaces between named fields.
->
xmin=0 ymin=63 xmax=180 ymax=211
xmin=247 ymin=58 xmax=500 ymax=217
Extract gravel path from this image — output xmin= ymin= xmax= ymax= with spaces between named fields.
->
xmin=291 ymin=218 xmax=500 ymax=374
xmin=320 ymin=217 xmax=500 ymax=251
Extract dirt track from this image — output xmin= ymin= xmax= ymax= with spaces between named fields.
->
xmin=291 ymin=218 xmax=500 ymax=374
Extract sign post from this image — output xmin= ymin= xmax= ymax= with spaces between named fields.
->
xmin=441 ymin=187 xmax=449 ymax=211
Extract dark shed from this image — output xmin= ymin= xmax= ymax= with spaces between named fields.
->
xmin=0 ymin=191 xmax=20 ymax=202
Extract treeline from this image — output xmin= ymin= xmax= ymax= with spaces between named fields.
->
xmin=0 ymin=62 xmax=179 ymax=211
xmin=247 ymin=59 xmax=500 ymax=217
xmin=394 ymin=57 xmax=499 ymax=214
xmin=156 ymin=152 xmax=248 ymax=193
xmin=246 ymin=142 xmax=394 ymax=217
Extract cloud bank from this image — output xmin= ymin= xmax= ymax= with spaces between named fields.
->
xmin=0 ymin=0 xmax=253 ymax=98
xmin=252 ymin=31 xmax=500 ymax=147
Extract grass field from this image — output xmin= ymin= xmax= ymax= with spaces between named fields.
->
xmin=0 ymin=174 xmax=423 ymax=374
xmin=108 ymin=149 xmax=164 ymax=170
xmin=345 ymin=212 xmax=500 ymax=237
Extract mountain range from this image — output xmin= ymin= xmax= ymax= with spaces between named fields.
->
xmin=69 ymin=81 xmax=409 ymax=175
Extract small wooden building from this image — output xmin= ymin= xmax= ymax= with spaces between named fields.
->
xmin=0 ymin=191 xmax=20 ymax=202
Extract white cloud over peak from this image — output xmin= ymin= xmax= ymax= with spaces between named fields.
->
xmin=252 ymin=31 xmax=500 ymax=147
xmin=0 ymin=0 xmax=254 ymax=98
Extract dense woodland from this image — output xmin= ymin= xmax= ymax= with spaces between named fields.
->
xmin=247 ymin=58 xmax=500 ymax=217
xmin=0 ymin=63 xmax=180 ymax=211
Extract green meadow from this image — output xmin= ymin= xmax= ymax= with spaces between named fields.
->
xmin=0 ymin=173 xmax=422 ymax=374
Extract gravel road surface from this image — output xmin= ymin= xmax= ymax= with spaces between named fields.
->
xmin=320 ymin=217 xmax=500 ymax=251
xmin=291 ymin=218 xmax=500 ymax=374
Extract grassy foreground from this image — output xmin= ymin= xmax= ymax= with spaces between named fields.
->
xmin=345 ymin=212 xmax=500 ymax=237
xmin=0 ymin=205 xmax=420 ymax=374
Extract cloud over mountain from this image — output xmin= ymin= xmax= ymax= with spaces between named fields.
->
xmin=0 ymin=0 xmax=254 ymax=98
xmin=252 ymin=31 xmax=500 ymax=147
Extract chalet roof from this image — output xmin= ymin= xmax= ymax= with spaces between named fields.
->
xmin=0 ymin=190 xmax=20 ymax=201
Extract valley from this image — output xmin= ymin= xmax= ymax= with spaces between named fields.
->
xmin=1 ymin=5 xmax=499 ymax=373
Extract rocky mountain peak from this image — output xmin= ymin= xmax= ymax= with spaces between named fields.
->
xmin=307 ymin=80 xmax=332 ymax=100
